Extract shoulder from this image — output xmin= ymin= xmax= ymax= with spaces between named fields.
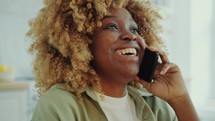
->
xmin=129 ymin=86 xmax=178 ymax=121
xmin=144 ymin=95 xmax=178 ymax=121
xmin=37 ymin=84 xmax=79 ymax=107
xmin=31 ymin=84 xmax=79 ymax=121
xmin=40 ymin=84 xmax=76 ymax=101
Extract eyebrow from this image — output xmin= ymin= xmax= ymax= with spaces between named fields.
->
xmin=103 ymin=15 xmax=117 ymax=19
xmin=103 ymin=15 xmax=135 ymax=22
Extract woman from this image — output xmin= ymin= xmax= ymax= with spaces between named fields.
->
xmin=28 ymin=0 xmax=199 ymax=121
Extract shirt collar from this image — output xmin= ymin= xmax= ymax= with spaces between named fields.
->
xmin=85 ymin=85 xmax=153 ymax=102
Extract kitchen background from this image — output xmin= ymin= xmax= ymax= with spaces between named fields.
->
xmin=0 ymin=0 xmax=214 ymax=121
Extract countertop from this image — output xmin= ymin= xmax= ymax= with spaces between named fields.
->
xmin=0 ymin=80 xmax=29 ymax=90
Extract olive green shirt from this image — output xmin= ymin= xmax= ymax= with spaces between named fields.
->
xmin=31 ymin=84 xmax=178 ymax=121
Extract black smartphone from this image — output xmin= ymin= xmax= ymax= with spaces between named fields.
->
xmin=137 ymin=48 xmax=158 ymax=83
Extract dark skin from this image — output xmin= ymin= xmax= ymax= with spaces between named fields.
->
xmin=135 ymin=47 xmax=199 ymax=121
xmin=91 ymin=8 xmax=146 ymax=97
xmin=91 ymin=8 xmax=199 ymax=121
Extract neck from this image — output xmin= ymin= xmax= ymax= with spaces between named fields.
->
xmin=101 ymin=80 xmax=128 ymax=98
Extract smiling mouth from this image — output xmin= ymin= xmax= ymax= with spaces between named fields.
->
xmin=115 ymin=48 xmax=137 ymax=56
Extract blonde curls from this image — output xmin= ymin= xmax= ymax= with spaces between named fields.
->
xmin=27 ymin=0 xmax=164 ymax=98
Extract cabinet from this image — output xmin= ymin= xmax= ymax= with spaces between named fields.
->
xmin=0 ymin=81 xmax=28 ymax=121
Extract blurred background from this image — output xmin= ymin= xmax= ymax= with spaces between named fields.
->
xmin=0 ymin=0 xmax=214 ymax=121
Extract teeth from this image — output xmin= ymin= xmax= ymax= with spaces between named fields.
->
xmin=116 ymin=48 xmax=137 ymax=56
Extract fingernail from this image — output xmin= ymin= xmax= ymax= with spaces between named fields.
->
xmin=160 ymin=71 xmax=164 ymax=75
xmin=148 ymin=46 xmax=153 ymax=50
xmin=135 ymin=83 xmax=143 ymax=89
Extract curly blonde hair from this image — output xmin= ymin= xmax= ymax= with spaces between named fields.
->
xmin=27 ymin=0 xmax=163 ymax=98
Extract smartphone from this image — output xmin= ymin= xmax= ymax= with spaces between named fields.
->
xmin=137 ymin=48 xmax=158 ymax=83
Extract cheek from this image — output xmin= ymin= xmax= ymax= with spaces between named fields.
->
xmin=138 ymin=36 xmax=147 ymax=47
xmin=91 ymin=41 xmax=108 ymax=60
xmin=92 ymin=37 xmax=114 ymax=52
xmin=138 ymin=37 xmax=146 ymax=51
xmin=91 ymin=31 xmax=118 ymax=58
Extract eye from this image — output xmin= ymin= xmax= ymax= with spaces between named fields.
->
xmin=130 ymin=27 xmax=139 ymax=34
xmin=105 ymin=24 xmax=118 ymax=30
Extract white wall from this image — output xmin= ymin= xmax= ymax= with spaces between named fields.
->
xmin=210 ymin=0 xmax=215 ymax=99
xmin=190 ymin=0 xmax=213 ymax=103
xmin=159 ymin=0 xmax=215 ymax=120
xmin=0 ymin=0 xmax=43 ymax=79
xmin=190 ymin=0 xmax=215 ymax=120
xmin=170 ymin=0 xmax=191 ymax=79
xmin=158 ymin=0 xmax=191 ymax=85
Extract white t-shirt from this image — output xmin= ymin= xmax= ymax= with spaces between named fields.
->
xmin=95 ymin=91 xmax=140 ymax=121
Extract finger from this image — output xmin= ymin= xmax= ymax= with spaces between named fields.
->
xmin=160 ymin=62 xmax=176 ymax=75
xmin=134 ymin=76 xmax=152 ymax=90
xmin=148 ymin=46 xmax=169 ymax=63
xmin=134 ymin=76 xmax=151 ymax=90
xmin=154 ymin=63 xmax=163 ymax=76
xmin=141 ymin=80 xmax=151 ymax=90
xmin=134 ymin=76 xmax=140 ymax=81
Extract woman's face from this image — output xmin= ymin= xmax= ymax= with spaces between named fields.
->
xmin=91 ymin=8 xmax=146 ymax=85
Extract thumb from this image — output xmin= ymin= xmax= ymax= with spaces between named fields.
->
xmin=141 ymin=79 xmax=152 ymax=91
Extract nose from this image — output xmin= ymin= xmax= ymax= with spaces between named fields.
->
xmin=120 ymin=32 xmax=137 ymax=41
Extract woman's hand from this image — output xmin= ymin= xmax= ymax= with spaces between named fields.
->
xmin=135 ymin=47 xmax=200 ymax=121
xmin=134 ymin=46 xmax=188 ymax=103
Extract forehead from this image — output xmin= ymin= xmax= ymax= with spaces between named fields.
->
xmin=105 ymin=8 xmax=134 ymax=21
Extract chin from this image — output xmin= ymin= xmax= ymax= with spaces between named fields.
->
xmin=123 ymin=71 xmax=138 ymax=80
xmin=125 ymin=67 xmax=139 ymax=77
